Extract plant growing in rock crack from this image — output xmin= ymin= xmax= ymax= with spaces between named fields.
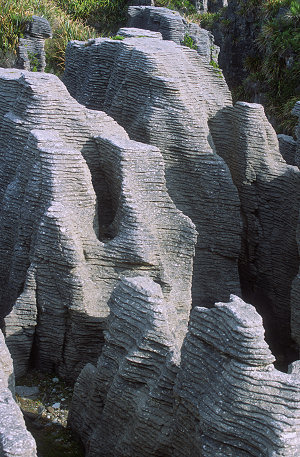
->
xmin=27 ymin=51 xmax=39 ymax=71
xmin=182 ymin=33 xmax=197 ymax=49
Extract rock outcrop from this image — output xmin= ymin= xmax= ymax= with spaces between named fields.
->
xmin=69 ymin=287 xmax=300 ymax=457
xmin=0 ymin=68 xmax=196 ymax=380
xmin=174 ymin=295 xmax=300 ymax=457
xmin=127 ymin=6 xmax=219 ymax=62
xmin=17 ymin=16 xmax=52 ymax=72
xmin=210 ymin=101 xmax=300 ymax=361
xmin=0 ymin=330 xmax=37 ymax=457
xmin=63 ymin=35 xmax=242 ymax=308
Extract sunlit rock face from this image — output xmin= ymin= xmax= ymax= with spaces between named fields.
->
xmin=69 ymin=289 xmax=300 ymax=457
xmin=0 ymin=330 xmax=37 ymax=457
xmin=174 ymin=295 xmax=300 ymax=457
xmin=210 ymin=101 xmax=300 ymax=361
xmin=63 ymin=35 xmax=242 ymax=308
xmin=0 ymin=68 xmax=196 ymax=381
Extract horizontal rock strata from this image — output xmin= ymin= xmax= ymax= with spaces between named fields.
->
xmin=69 ymin=276 xmax=179 ymax=457
xmin=69 ymin=288 xmax=300 ymax=456
xmin=63 ymin=35 xmax=241 ymax=307
xmin=127 ymin=6 xmax=219 ymax=61
xmin=17 ymin=16 xmax=52 ymax=72
xmin=0 ymin=330 xmax=37 ymax=457
xmin=0 ymin=68 xmax=196 ymax=380
xmin=174 ymin=295 xmax=300 ymax=456
xmin=210 ymin=101 xmax=300 ymax=361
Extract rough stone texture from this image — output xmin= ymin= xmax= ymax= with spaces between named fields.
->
xmin=129 ymin=0 xmax=154 ymax=5
xmin=278 ymin=134 xmax=297 ymax=165
xmin=63 ymin=36 xmax=241 ymax=308
xmin=174 ymin=295 xmax=300 ymax=457
xmin=17 ymin=16 xmax=52 ymax=72
xmin=210 ymin=101 xmax=300 ymax=361
xmin=0 ymin=330 xmax=37 ymax=457
xmin=117 ymin=27 xmax=162 ymax=39
xmin=0 ymin=68 xmax=196 ymax=380
xmin=292 ymin=101 xmax=300 ymax=168
xmin=69 ymin=276 xmax=179 ymax=457
xmin=69 ymin=287 xmax=300 ymax=457
xmin=191 ymin=0 xmax=228 ymax=12
xmin=290 ymin=103 xmax=300 ymax=351
xmin=127 ymin=6 xmax=219 ymax=61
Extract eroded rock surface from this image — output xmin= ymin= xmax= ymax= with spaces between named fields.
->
xmin=69 ymin=287 xmax=300 ymax=457
xmin=17 ymin=16 xmax=52 ymax=72
xmin=127 ymin=6 xmax=219 ymax=61
xmin=0 ymin=68 xmax=196 ymax=381
xmin=0 ymin=330 xmax=37 ymax=457
xmin=174 ymin=295 xmax=300 ymax=457
xmin=63 ymin=35 xmax=241 ymax=307
xmin=210 ymin=101 xmax=300 ymax=361
xmin=69 ymin=276 xmax=179 ymax=457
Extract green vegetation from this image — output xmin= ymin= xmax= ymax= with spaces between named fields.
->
xmin=155 ymin=0 xmax=196 ymax=15
xmin=243 ymin=0 xmax=300 ymax=133
xmin=182 ymin=33 xmax=197 ymax=49
xmin=0 ymin=0 xmax=128 ymax=74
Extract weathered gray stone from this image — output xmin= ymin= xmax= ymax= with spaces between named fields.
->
xmin=117 ymin=27 xmax=162 ymax=39
xmin=210 ymin=101 xmax=300 ymax=361
xmin=17 ymin=16 xmax=52 ymax=72
xmin=0 ymin=68 xmax=196 ymax=380
xmin=129 ymin=0 xmax=154 ymax=5
xmin=0 ymin=330 xmax=37 ymax=457
xmin=63 ymin=36 xmax=241 ymax=308
xmin=292 ymin=101 xmax=300 ymax=168
xmin=190 ymin=0 xmax=227 ymax=12
xmin=127 ymin=6 xmax=219 ymax=61
xmin=69 ymin=286 xmax=300 ymax=457
xmin=278 ymin=134 xmax=297 ymax=165
xmin=69 ymin=276 xmax=179 ymax=456
xmin=15 ymin=385 xmax=40 ymax=399
xmin=174 ymin=295 xmax=300 ymax=457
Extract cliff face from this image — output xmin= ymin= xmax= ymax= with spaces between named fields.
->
xmin=63 ymin=35 xmax=242 ymax=308
xmin=0 ymin=330 xmax=37 ymax=457
xmin=0 ymin=68 xmax=196 ymax=382
xmin=0 ymin=14 xmax=300 ymax=457
xmin=210 ymin=101 xmax=300 ymax=361
xmin=70 ymin=285 xmax=300 ymax=457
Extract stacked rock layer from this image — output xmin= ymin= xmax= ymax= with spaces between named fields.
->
xmin=70 ymin=286 xmax=300 ymax=457
xmin=0 ymin=68 xmax=196 ymax=381
xmin=0 ymin=330 xmax=37 ymax=457
xmin=63 ymin=35 xmax=242 ymax=308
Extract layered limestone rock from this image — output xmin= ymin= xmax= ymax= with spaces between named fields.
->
xmin=0 ymin=68 xmax=196 ymax=380
xmin=174 ymin=295 xmax=300 ymax=457
xmin=63 ymin=35 xmax=241 ymax=307
xmin=127 ymin=6 xmax=219 ymax=61
xmin=0 ymin=330 xmax=37 ymax=457
xmin=191 ymin=0 xmax=228 ymax=12
xmin=69 ymin=276 xmax=179 ymax=457
xmin=291 ymin=102 xmax=300 ymax=351
xmin=210 ymin=101 xmax=300 ymax=360
xmin=69 ymin=287 xmax=300 ymax=457
xmin=16 ymin=16 xmax=52 ymax=72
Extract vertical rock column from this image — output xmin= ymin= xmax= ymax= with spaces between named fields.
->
xmin=210 ymin=101 xmax=300 ymax=361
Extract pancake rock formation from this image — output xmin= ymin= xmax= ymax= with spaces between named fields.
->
xmin=210 ymin=101 xmax=300 ymax=360
xmin=127 ymin=6 xmax=219 ymax=62
xmin=0 ymin=68 xmax=196 ymax=381
xmin=0 ymin=330 xmax=37 ymax=457
xmin=16 ymin=16 xmax=52 ymax=72
xmin=69 ymin=289 xmax=300 ymax=457
xmin=63 ymin=34 xmax=242 ymax=308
